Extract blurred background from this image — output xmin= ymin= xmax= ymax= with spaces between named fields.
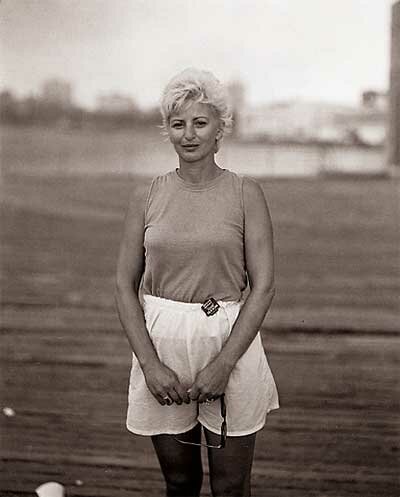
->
xmin=1 ymin=1 xmax=399 ymax=496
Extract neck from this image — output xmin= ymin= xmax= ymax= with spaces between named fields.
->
xmin=177 ymin=158 xmax=222 ymax=184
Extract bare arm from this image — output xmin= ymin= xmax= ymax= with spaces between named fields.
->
xmin=189 ymin=177 xmax=275 ymax=402
xmin=115 ymin=184 xmax=189 ymax=405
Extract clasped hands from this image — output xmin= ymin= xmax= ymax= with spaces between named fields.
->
xmin=143 ymin=359 xmax=232 ymax=406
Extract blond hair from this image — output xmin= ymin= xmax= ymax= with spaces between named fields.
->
xmin=160 ymin=68 xmax=232 ymax=135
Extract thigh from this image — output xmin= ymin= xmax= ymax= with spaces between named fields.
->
xmin=204 ymin=428 xmax=256 ymax=497
xmin=152 ymin=424 xmax=203 ymax=495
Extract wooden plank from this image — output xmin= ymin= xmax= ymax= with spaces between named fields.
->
xmin=1 ymin=174 xmax=399 ymax=495
xmin=1 ymin=328 xmax=399 ymax=496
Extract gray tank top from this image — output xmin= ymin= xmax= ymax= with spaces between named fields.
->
xmin=142 ymin=169 xmax=247 ymax=303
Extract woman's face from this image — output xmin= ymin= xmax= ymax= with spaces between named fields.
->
xmin=168 ymin=102 xmax=222 ymax=164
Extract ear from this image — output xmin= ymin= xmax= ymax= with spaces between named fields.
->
xmin=214 ymin=134 xmax=223 ymax=153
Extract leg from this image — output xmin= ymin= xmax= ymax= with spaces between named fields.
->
xmin=151 ymin=423 xmax=203 ymax=497
xmin=204 ymin=428 xmax=256 ymax=497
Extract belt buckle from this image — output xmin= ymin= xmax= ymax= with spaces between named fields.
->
xmin=201 ymin=297 xmax=220 ymax=317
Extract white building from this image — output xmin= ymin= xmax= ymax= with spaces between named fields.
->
xmin=236 ymin=93 xmax=388 ymax=146
xmin=238 ymin=100 xmax=352 ymax=141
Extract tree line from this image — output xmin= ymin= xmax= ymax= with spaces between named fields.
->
xmin=0 ymin=90 xmax=160 ymax=128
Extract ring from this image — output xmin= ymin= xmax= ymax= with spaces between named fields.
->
xmin=163 ymin=396 xmax=170 ymax=401
xmin=205 ymin=398 xmax=214 ymax=404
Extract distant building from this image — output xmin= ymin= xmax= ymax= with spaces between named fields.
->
xmin=237 ymin=93 xmax=388 ymax=146
xmin=333 ymin=92 xmax=388 ymax=146
xmin=238 ymin=100 xmax=354 ymax=142
xmin=41 ymin=79 xmax=73 ymax=109
xmin=362 ymin=90 xmax=388 ymax=111
xmin=96 ymin=93 xmax=136 ymax=114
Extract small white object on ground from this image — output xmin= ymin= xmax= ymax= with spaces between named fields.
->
xmin=2 ymin=407 xmax=16 ymax=417
xmin=75 ymin=479 xmax=83 ymax=486
xmin=35 ymin=482 xmax=65 ymax=497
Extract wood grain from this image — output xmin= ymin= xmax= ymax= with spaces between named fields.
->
xmin=1 ymin=173 xmax=399 ymax=496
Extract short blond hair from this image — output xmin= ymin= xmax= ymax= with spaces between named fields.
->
xmin=160 ymin=68 xmax=232 ymax=135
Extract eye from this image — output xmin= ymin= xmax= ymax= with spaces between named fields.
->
xmin=171 ymin=122 xmax=183 ymax=129
xmin=195 ymin=120 xmax=208 ymax=127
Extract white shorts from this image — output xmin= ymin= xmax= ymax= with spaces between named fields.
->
xmin=126 ymin=295 xmax=279 ymax=437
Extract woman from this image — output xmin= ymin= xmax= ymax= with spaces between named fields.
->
xmin=115 ymin=68 xmax=279 ymax=497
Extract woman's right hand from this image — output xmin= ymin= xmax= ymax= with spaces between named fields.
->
xmin=142 ymin=361 xmax=190 ymax=406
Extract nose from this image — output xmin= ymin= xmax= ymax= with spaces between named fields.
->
xmin=183 ymin=123 xmax=195 ymax=141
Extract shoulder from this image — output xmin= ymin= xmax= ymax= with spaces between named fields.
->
xmin=147 ymin=170 xmax=176 ymax=195
xmin=220 ymin=171 xmax=267 ymax=212
xmin=241 ymin=175 xmax=264 ymax=194
xmin=240 ymin=176 xmax=272 ymax=226
xmin=123 ymin=172 xmax=173 ymax=221
xmin=220 ymin=169 xmax=251 ymax=194
xmin=240 ymin=175 xmax=267 ymax=206
xmin=225 ymin=171 xmax=264 ymax=195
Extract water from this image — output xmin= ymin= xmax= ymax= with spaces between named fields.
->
xmin=1 ymin=125 xmax=386 ymax=177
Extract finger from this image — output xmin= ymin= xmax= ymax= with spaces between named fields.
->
xmin=188 ymin=386 xmax=200 ymax=401
xmin=155 ymin=393 xmax=169 ymax=406
xmin=181 ymin=388 xmax=191 ymax=404
xmin=168 ymin=388 xmax=182 ymax=405
xmin=183 ymin=389 xmax=191 ymax=404
xmin=175 ymin=385 xmax=190 ymax=404
xmin=197 ymin=391 xmax=210 ymax=404
xmin=207 ymin=393 xmax=220 ymax=401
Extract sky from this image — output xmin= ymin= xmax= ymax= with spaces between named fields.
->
xmin=0 ymin=0 xmax=396 ymax=109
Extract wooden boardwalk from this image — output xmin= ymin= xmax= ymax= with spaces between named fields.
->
xmin=1 ymin=174 xmax=399 ymax=496
xmin=1 ymin=306 xmax=399 ymax=496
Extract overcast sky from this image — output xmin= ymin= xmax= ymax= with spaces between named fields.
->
xmin=1 ymin=0 xmax=395 ymax=109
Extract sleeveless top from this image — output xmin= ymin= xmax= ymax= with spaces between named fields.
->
xmin=142 ymin=169 xmax=248 ymax=303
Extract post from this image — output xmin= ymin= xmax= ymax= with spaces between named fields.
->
xmin=388 ymin=1 xmax=400 ymax=172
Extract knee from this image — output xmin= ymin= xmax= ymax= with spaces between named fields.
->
xmin=210 ymin=473 xmax=250 ymax=497
xmin=165 ymin=469 xmax=203 ymax=497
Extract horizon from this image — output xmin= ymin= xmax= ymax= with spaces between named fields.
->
xmin=0 ymin=77 xmax=389 ymax=112
xmin=1 ymin=0 xmax=395 ymax=110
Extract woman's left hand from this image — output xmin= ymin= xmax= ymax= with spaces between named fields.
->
xmin=188 ymin=359 xmax=233 ymax=403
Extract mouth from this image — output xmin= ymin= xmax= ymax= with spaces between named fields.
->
xmin=182 ymin=144 xmax=199 ymax=151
